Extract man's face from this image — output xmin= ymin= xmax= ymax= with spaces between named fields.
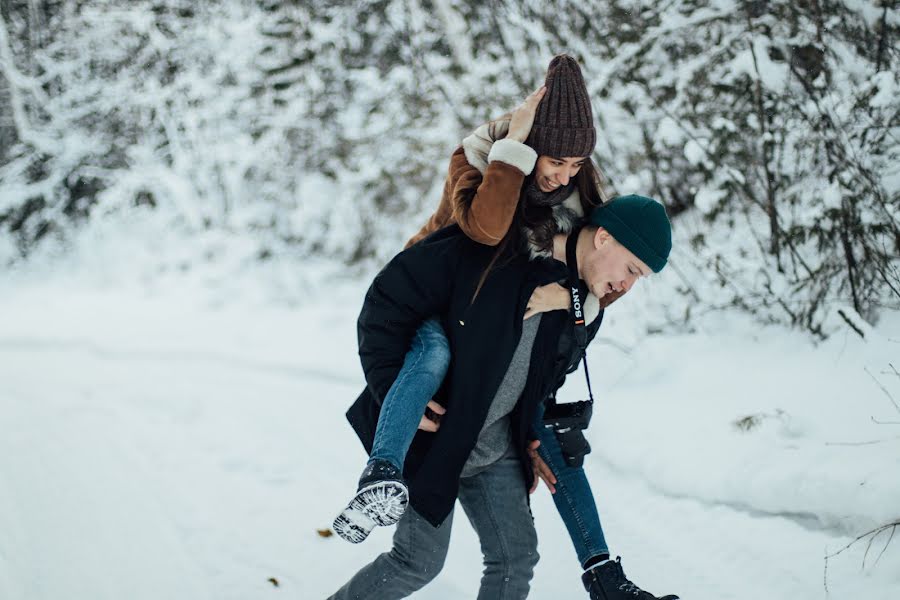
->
xmin=581 ymin=228 xmax=652 ymax=299
xmin=534 ymin=156 xmax=587 ymax=192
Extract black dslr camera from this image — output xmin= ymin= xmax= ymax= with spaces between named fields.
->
xmin=542 ymin=399 xmax=593 ymax=467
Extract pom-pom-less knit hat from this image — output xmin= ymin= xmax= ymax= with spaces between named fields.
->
xmin=525 ymin=54 xmax=597 ymax=158
xmin=588 ymin=195 xmax=672 ymax=273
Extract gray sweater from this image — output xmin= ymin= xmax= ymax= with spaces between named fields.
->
xmin=461 ymin=313 xmax=542 ymax=478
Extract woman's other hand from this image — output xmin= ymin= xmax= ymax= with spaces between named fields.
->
xmin=524 ymin=282 xmax=570 ymax=320
xmin=527 ymin=440 xmax=557 ymax=494
xmin=507 ymin=86 xmax=547 ymax=143
xmin=418 ymin=400 xmax=446 ymax=432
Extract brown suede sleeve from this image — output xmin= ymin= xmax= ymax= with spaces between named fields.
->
xmin=405 ymin=145 xmax=526 ymax=249
xmin=450 ymin=149 xmax=525 ymax=246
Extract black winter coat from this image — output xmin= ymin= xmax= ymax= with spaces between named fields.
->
xmin=346 ymin=224 xmax=603 ymax=527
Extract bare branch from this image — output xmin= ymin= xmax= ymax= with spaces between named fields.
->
xmin=863 ymin=529 xmax=878 ymax=569
xmin=837 ymin=309 xmax=866 ymax=339
xmin=822 ymin=520 xmax=898 ymax=597
xmin=865 ymin=366 xmax=900 ymax=415
xmin=824 ymin=436 xmax=900 ymax=446
xmin=874 ymin=524 xmax=895 ymax=567
xmin=826 ymin=520 xmax=900 ymax=560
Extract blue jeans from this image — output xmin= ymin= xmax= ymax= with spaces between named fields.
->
xmin=329 ymin=454 xmax=539 ymax=600
xmin=369 ymin=318 xmax=450 ymax=471
xmin=534 ymin=404 xmax=609 ymax=566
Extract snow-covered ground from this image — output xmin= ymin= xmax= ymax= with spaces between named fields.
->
xmin=1 ymin=278 xmax=898 ymax=599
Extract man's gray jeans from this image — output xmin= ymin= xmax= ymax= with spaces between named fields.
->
xmin=327 ymin=454 xmax=540 ymax=599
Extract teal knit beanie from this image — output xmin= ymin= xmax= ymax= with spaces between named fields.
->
xmin=587 ymin=195 xmax=672 ymax=273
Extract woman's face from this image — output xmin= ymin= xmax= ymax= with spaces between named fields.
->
xmin=534 ymin=156 xmax=587 ymax=192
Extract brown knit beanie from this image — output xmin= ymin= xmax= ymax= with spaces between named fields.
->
xmin=525 ymin=54 xmax=596 ymax=158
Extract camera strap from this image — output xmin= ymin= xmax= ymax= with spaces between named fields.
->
xmin=565 ymin=226 xmax=595 ymax=404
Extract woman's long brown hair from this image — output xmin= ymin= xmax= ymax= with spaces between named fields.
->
xmin=470 ymin=157 xmax=610 ymax=303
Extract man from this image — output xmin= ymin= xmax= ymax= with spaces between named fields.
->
xmin=332 ymin=195 xmax=675 ymax=599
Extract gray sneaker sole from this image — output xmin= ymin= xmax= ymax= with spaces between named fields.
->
xmin=333 ymin=481 xmax=409 ymax=544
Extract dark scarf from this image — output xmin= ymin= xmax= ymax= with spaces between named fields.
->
xmin=519 ymin=176 xmax=578 ymax=257
xmin=523 ymin=177 xmax=576 ymax=209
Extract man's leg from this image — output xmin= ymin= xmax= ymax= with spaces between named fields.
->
xmin=327 ymin=506 xmax=453 ymax=600
xmin=458 ymin=455 xmax=540 ymax=600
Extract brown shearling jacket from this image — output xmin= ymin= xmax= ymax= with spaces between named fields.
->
xmin=404 ymin=120 xmax=625 ymax=309
xmin=405 ymin=145 xmax=526 ymax=249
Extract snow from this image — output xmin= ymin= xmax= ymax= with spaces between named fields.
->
xmin=820 ymin=181 xmax=844 ymax=211
xmin=655 ymin=116 xmax=683 ymax=147
xmin=694 ymin=185 xmax=727 ymax=213
xmin=1 ymin=2 xmax=898 ymax=598
xmin=683 ymin=139 xmax=708 ymax=166
xmin=1 ymin=276 xmax=898 ymax=600
xmin=870 ymin=71 xmax=897 ymax=109
xmin=727 ymin=38 xmax=789 ymax=91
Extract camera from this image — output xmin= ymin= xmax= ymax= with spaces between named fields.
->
xmin=542 ymin=399 xmax=593 ymax=467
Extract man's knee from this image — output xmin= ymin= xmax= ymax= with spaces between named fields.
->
xmin=523 ymin=544 xmax=541 ymax=576
xmin=388 ymin=540 xmax=448 ymax=587
xmin=484 ymin=531 xmax=540 ymax=582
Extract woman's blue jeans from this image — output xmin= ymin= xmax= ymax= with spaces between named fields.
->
xmin=534 ymin=403 xmax=609 ymax=566
xmin=369 ymin=318 xmax=451 ymax=472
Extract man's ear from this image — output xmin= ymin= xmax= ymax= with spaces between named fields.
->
xmin=593 ymin=227 xmax=612 ymax=249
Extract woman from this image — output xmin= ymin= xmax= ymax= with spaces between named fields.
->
xmin=331 ymin=55 xmax=675 ymax=600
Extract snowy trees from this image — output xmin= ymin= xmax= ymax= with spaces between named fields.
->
xmin=0 ymin=0 xmax=897 ymax=335
xmin=587 ymin=0 xmax=899 ymax=335
xmin=0 ymin=1 xmax=267 ymax=256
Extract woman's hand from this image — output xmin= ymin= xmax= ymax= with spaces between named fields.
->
xmin=527 ymin=440 xmax=557 ymax=494
xmin=418 ymin=400 xmax=446 ymax=432
xmin=524 ymin=282 xmax=570 ymax=320
xmin=507 ymin=86 xmax=547 ymax=143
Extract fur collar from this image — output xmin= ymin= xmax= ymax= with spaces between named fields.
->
xmin=462 ymin=118 xmax=584 ymax=259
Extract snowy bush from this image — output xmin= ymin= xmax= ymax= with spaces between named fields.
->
xmin=0 ymin=0 xmax=897 ymax=335
xmin=588 ymin=0 xmax=900 ymax=336
xmin=0 ymin=1 xmax=270 ymax=257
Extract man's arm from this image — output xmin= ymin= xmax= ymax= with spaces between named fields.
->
xmin=357 ymin=231 xmax=460 ymax=405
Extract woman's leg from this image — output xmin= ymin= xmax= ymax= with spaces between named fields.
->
xmin=534 ymin=406 xmax=609 ymax=567
xmin=334 ymin=318 xmax=450 ymax=544
xmin=369 ymin=317 xmax=450 ymax=471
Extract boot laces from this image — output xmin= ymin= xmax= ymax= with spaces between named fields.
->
xmin=618 ymin=581 xmax=642 ymax=595
xmin=613 ymin=557 xmax=648 ymax=597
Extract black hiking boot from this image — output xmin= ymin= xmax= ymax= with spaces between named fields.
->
xmin=332 ymin=459 xmax=409 ymax=544
xmin=582 ymin=557 xmax=679 ymax=600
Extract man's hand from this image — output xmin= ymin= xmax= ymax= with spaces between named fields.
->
xmin=524 ymin=283 xmax=571 ymax=320
xmin=417 ymin=400 xmax=447 ymax=432
xmin=527 ymin=440 xmax=557 ymax=494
